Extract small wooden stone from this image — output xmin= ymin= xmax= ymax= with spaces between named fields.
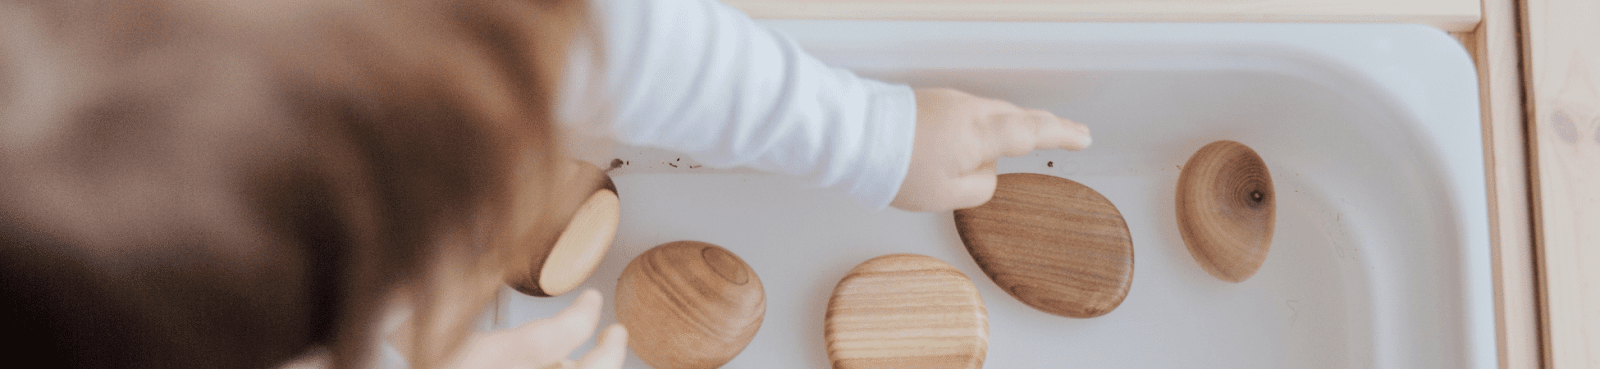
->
xmin=953 ymin=173 xmax=1134 ymax=318
xmin=615 ymin=241 xmax=765 ymax=369
xmin=826 ymin=254 xmax=988 ymax=369
xmin=506 ymin=161 xmax=619 ymax=297
xmin=1176 ymin=140 xmax=1276 ymax=283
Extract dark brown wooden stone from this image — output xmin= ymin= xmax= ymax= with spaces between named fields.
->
xmin=1176 ymin=140 xmax=1276 ymax=283
xmin=953 ymin=173 xmax=1134 ymax=318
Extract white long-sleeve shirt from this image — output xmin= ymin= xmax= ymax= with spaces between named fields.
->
xmin=367 ymin=4 xmax=918 ymax=367
xmin=566 ymin=0 xmax=918 ymax=209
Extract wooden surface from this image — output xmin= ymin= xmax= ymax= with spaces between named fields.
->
xmin=505 ymin=161 xmax=618 ymax=297
xmin=825 ymin=254 xmax=988 ymax=369
xmin=614 ymin=241 xmax=766 ymax=369
xmin=1459 ymin=0 xmax=1544 ymax=367
xmin=1175 ymin=141 xmax=1276 ymax=283
xmin=536 ymin=189 xmax=620 ymax=297
xmin=953 ymin=173 xmax=1133 ymax=318
xmin=725 ymin=0 xmax=1480 ymax=32
xmin=1524 ymin=0 xmax=1600 ymax=365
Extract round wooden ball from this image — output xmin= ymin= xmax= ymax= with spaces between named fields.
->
xmin=826 ymin=254 xmax=988 ymax=369
xmin=1176 ymin=140 xmax=1276 ymax=283
xmin=615 ymin=241 xmax=765 ymax=369
xmin=953 ymin=173 xmax=1134 ymax=318
xmin=506 ymin=161 xmax=619 ymax=297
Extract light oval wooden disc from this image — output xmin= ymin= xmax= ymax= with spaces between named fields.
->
xmin=615 ymin=241 xmax=765 ymax=369
xmin=1176 ymin=140 xmax=1276 ymax=283
xmin=535 ymin=189 xmax=619 ymax=296
xmin=507 ymin=161 xmax=618 ymax=297
xmin=953 ymin=173 xmax=1133 ymax=318
xmin=826 ymin=254 xmax=988 ymax=369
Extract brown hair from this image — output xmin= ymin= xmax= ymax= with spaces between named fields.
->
xmin=0 ymin=0 xmax=589 ymax=367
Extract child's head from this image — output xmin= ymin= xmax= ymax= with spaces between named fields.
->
xmin=0 ymin=0 xmax=587 ymax=367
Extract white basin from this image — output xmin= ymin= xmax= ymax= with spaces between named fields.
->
xmin=493 ymin=22 xmax=1491 ymax=368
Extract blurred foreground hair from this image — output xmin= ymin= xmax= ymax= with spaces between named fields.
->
xmin=0 ymin=0 xmax=588 ymax=367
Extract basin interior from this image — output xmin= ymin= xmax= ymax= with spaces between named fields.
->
xmin=478 ymin=22 xmax=1486 ymax=369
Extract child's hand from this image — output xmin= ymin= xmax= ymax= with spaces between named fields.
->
xmin=445 ymin=290 xmax=628 ymax=369
xmin=891 ymin=88 xmax=1092 ymax=212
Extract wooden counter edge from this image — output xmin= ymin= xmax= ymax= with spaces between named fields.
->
xmin=726 ymin=0 xmax=1481 ymax=32
xmin=1459 ymin=0 xmax=1542 ymax=367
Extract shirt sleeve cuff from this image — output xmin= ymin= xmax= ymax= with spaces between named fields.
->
xmin=843 ymin=81 xmax=916 ymax=210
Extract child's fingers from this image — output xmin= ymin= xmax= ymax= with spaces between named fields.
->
xmin=986 ymin=111 xmax=1040 ymax=158
xmin=948 ymin=172 xmax=998 ymax=210
xmin=515 ymin=289 xmax=604 ymax=358
xmin=544 ymin=289 xmax=604 ymax=340
xmin=973 ymin=161 xmax=997 ymax=177
xmin=985 ymin=110 xmax=1091 ymax=159
xmin=577 ymin=324 xmax=629 ymax=369
xmin=539 ymin=360 xmax=577 ymax=369
xmin=1026 ymin=109 xmax=1091 ymax=152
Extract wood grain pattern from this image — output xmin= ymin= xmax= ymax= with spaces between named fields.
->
xmin=506 ymin=161 xmax=619 ymax=297
xmin=826 ymin=254 xmax=988 ymax=369
xmin=1523 ymin=0 xmax=1600 ymax=365
xmin=724 ymin=0 xmax=1480 ymax=32
xmin=953 ymin=173 xmax=1133 ymax=318
xmin=535 ymin=189 xmax=619 ymax=297
xmin=1175 ymin=140 xmax=1276 ymax=283
xmin=614 ymin=241 xmax=765 ymax=369
xmin=1461 ymin=0 xmax=1543 ymax=366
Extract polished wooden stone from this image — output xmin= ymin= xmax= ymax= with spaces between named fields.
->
xmin=954 ymin=173 xmax=1134 ymax=318
xmin=506 ymin=160 xmax=619 ymax=297
xmin=1176 ymin=140 xmax=1276 ymax=283
xmin=615 ymin=241 xmax=765 ymax=369
xmin=825 ymin=254 xmax=988 ymax=369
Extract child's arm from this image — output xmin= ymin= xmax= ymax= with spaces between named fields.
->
xmin=584 ymin=0 xmax=914 ymax=209
xmin=577 ymin=0 xmax=1091 ymax=212
xmin=485 ymin=4 xmax=1094 ymax=368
